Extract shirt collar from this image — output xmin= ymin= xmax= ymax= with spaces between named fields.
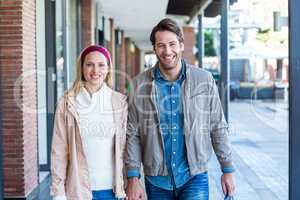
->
xmin=155 ymin=60 xmax=186 ymax=83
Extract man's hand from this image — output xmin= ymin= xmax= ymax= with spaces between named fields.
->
xmin=125 ymin=177 xmax=144 ymax=200
xmin=221 ymin=173 xmax=235 ymax=197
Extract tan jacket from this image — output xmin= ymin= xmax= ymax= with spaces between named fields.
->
xmin=50 ymin=89 xmax=127 ymax=200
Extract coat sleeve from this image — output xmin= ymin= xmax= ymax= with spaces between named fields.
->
xmin=121 ymin=96 xmax=129 ymax=188
xmin=121 ymin=96 xmax=128 ymax=153
xmin=125 ymin=80 xmax=142 ymax=176
xmin=208 ymin=74 xmax=235 ymax=173
xmin=50 ymin=98 xmax=69 ymax=196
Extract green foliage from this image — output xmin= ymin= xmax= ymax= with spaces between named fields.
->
xmin=195 ymin=29 xmax=216 ymax=57
xmin=204 ymin=30 xmax=216 ymax=56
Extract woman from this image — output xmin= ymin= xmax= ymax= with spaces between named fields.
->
xmin=51 ymin=45 xmax=127 ymax=200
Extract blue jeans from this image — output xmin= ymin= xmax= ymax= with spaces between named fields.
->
xmin=92 ymin=189 xmax=117 ymax=200
xmin=145 ymin=172 xmax=209 ymax=200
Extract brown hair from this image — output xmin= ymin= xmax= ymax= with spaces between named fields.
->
xmin=150 ymin=18 xmax=184 ymax=46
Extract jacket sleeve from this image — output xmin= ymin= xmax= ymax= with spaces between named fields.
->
xmin=121 ymin=96 xmax=128 ymax=153
xmin=121 ymin=97 xmax=129 ymax=187
xmin=208 ymin=75 xmax=235 ymax=173
xmin=50 ymin=98 xmax=69 ymax=196
xmin=125 ymin=81 xmax=142 ymax=177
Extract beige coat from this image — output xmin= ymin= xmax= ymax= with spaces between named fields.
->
xmin=50 ymin=89 xmax=127 ymax=200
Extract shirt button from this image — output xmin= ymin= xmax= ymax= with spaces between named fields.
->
xmin=173 ymin=151 xmax=176 ymax=155
xmin=172 ymin=100 xmax=175 ymax=104
xmin=171 ymin=86 xmax=175 ymax=90
xmin=173 ymin=139 xmax=177 ymax=142
xmin=173 ymin=113 xmax=176 ymax=116
xmin=172 ymin=163 xmax=176 ymax=167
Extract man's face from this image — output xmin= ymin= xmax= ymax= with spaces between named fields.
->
xmin=154 ymin=31 xmax=184 ymax=70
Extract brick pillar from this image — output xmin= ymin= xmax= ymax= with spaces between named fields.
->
xmin=119 ymin=31 xmax=126 ymax=93
xmin=106 ymin=18 xmax=116 ymax=88
xmin=125 ymin=38 xmax=132 ymax=79
xmin=82 ymin=0 xmax=95 ymax=47
xmin=0 ymin=0 xmax=38 ymax=198
xmin=134 ymin=46 xmax=141 ymax=76
xmin=183 ymin=26 xmax=196 ymax=65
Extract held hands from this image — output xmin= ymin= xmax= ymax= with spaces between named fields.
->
xmin=125 ymin=177 xmax=144 ymax=200
xmin=221 ymin=173 xmax=235 ymax=197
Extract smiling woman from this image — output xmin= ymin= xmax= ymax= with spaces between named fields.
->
xmin=50 ymin=45 xmax=128 ymax=200
xmin=82 ymin=51 xmax=110 ymax=94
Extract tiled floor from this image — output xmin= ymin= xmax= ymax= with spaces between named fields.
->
xmin=209 ymin=100 xmax=288 ymax=200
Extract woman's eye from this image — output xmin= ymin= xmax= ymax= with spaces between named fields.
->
xmin=98 ymin=63 xmax=108 ymax=68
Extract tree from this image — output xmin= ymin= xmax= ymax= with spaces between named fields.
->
xmin=195 ymin=29 xmax=217 ymax=57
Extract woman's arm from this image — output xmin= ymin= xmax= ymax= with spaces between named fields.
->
xmin=50 ymin=99 xmax=69 ymax=198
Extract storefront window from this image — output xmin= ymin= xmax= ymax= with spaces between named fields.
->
xmin=55 ymin=0 xmax=66 ymax=101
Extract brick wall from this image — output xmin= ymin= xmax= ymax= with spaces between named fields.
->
xmin=125 ymin=37 xmax=132 ymax=80
xmin=182 ymin=26 xmax=196 ymax=65
xmin=125 ymin=38 xmax=139 ymax=79
xmin=134 ymin=45 xmax=141 ymax=76
xmin=119 ymin=31 xmax=126 ymax=93
xmin=82 ymin=0 xmax=95 ymax=47
xmin=106 ymin=18 xmax=116 ymax=89
xmin=0 ymin=0 xmax=38 ymax=198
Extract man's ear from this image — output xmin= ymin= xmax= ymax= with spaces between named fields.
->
xmin=180 ymin=42 xmax=184 ymax=51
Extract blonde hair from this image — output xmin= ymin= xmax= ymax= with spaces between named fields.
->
xmin=66 ymin=45 xmax=113 ymax=97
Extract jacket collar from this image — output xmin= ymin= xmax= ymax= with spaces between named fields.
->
xmin=150 ymin=59 xmax=189 ymax=80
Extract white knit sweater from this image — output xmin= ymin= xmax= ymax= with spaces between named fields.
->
xmin=76 ymin=83 xmax=115 ymax=190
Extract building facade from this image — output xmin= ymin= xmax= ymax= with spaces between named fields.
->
xmin=0 ymin=0 xmax=143 ymax=199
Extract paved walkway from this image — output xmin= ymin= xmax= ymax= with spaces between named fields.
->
xmin=209 ymin=100 xmax=288 ymax=200
xmin=43 ymin=100 xmax=288 ymax=200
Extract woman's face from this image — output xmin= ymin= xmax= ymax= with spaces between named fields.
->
xmin=82 ymin=51 xmax=109 ymax=90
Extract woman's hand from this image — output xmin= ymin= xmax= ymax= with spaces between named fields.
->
xmin=125 ymin=177 xmax=144 ymax=200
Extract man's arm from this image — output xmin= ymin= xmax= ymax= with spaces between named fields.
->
xmin=208 ymin=74 xmax=235 ymax=196
xmin=125 ymin=81 xmax=144 ymax=200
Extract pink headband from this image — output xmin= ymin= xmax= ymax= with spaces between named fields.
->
xmin=81 ymin=45 xmax=111 ymax=65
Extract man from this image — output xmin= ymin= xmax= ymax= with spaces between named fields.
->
xmin=125 ymin=18 xmax=235 ymax=200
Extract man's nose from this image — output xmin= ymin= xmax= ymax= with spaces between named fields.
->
xmin=165 ymin=45 xmax=171 ymax=54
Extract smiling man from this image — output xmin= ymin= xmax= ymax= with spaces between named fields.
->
xmin=125 ymin=18 xmax=235 ymax=200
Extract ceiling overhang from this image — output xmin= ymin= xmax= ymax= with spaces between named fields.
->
xmin=97 ymin=0 xmax=238 ymax=51
xmin=166 ymin=0 xmax=238 ymax=19
xmin=204 ymin=0 xmax=238 ymax=17
xmin=98 ymin=0 xmax=169 ymax=51
xmin=166 ymin=0 xmax=213 ymax=20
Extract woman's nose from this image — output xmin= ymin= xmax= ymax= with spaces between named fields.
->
xmin=92 ymin=66 xmax=98 ymax=73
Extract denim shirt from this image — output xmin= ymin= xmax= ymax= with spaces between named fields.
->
xmin=143 ymin=63 xmax=192 ymax=190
